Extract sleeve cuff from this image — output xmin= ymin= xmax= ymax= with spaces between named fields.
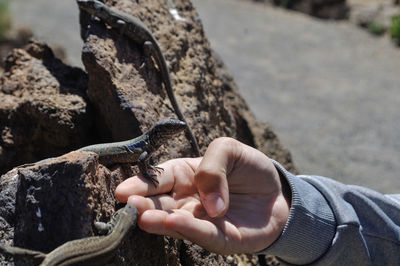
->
xmin=257 ymin=160 xmax=337 ymax=265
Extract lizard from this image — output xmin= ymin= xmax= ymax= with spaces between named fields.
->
xmin=21 ymin=118 xmax=187 ymax=186
xmin=77 ymin=0 xmax=201 ymax=157
xmin=0 ymin=204 xmax=138 ymax=266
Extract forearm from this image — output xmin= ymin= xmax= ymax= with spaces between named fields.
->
xmin=258 ymin=160 xmax=400 ymax=265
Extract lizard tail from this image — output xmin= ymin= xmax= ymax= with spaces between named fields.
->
xmin=154 ymin=45 xmax=201 ymax=157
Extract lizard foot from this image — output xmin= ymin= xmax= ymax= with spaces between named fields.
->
xmin=149 ymin=165 xmax=164 ymax=174
xmin=143 ymin=171 xmax=159 ymax=187
xmin=94 ymin=221 xmax=111 ymax=235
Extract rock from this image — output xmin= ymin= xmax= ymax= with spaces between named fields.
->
xmin=0 ymin=168 xmax=18 ymax=263
xmin=0 ymin=27 xmax=33 ymax=73
xmin=79 ymin=0 xmax=296 ymax=171
xmin=0 ymin=151 xmax=128 ymax=263
xmin=0 ymin=0 xmax=296 ymax=265
xmin=13 ymin=152 xmax=115 ymax=252
xmin=271 ymin=0 xmax=349 ymax=19
xmin=0 ymin=40 xmax=92 ymax=174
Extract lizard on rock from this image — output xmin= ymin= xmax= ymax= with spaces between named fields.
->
xmin=21 ymin=118 xmax=187 ymax=186
xmin=77 ymin=0 xmax=201 ymax=157
xmin=0 ymin=204 xmax=138 ymax=266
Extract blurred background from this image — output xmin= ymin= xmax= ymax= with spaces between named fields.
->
xmin=1 ymin=0 xmax=399 ymax=193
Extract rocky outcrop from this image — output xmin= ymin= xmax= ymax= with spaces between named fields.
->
xmin=0 ymin=40 xmax=91 ymax=175
xmin=264 ymin=0 xmax=349 ymax=19
xmin=0 ymin=0 xmax=296 ymax=265
xmin=0 ymin=27 xmax=32 ymax=74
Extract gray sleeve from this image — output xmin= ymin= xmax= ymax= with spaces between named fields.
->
xmin=257 ymin=160 xmax=400 ymax=265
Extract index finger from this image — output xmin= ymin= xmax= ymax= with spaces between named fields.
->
xmin=115 ymin=157 xmax=201 ymax=202
xmin=194 ymin=137 xmax=243 ymax=217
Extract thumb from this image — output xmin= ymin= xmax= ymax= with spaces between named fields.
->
xmin=195 ymin=137 xmax=240 ymax=218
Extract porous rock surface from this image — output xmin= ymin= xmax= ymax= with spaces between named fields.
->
xmin=0 ymin=40 xmax=91 ymax=175
xmin=0 ymin=0 xmax=295 ymax=264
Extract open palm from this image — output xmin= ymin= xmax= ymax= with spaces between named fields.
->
xmin=116 ymin=138 xmax=290 ymax=254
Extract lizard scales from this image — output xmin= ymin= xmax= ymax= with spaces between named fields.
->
xmin=19 ymin=118 xmax=187 ymax=185
xmin=0 ymin=204 xmax=138 ymax=266
xmin=40 ymin=205 xmax=138 ymax=266
xmin=77 ymin=0 xmax=200 ymax=157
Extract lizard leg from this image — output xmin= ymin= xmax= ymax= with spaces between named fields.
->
xmin=116 ymin=19 xmax=127 ymax=35
xmin=94 ymin=207 xmax=123 ymax=235
xmin=149 ymin=156 xmax=164 ymax=173
xmin=149 ymin=165 xmax=164 ymax=174
xmin=140 ymin=40 xmax=155 ymax=70
xmin=138 ymin=151 xmax=159 ymax=186
xmin=94 ymin=221 xmax=111 ymax=235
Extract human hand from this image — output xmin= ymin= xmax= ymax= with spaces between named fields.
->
xmin=116 ymin=137 xmax=291 ymax=254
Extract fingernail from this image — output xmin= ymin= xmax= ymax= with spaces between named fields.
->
xmin=204 ymin=193 xmax=225 ymax=218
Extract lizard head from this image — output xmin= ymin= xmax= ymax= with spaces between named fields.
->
xmin=77 ymin=0 xmax=130 ymax=27
xmin=147 ymin=118 xmax=187 ymax=146
xmin=76 ymin=0 xmax=108 ymax=17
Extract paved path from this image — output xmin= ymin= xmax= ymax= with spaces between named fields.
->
xmin=193 ymin=0 xmax=400 ymax=193
xmin=9 ymin=0 xmax=400 ymax=193
xmin=9 ymin=0 xmax=83 ymax=67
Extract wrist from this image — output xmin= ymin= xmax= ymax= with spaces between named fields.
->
xmin=259 ymin=165 xmax=292 ymax=252
xmin=258 ymin=161 xmax=336 ymax=264
xmin=262 ymin=164 xmax=292 ymax=251
xmin=279 ymin=167 xmax=292 ymax=210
